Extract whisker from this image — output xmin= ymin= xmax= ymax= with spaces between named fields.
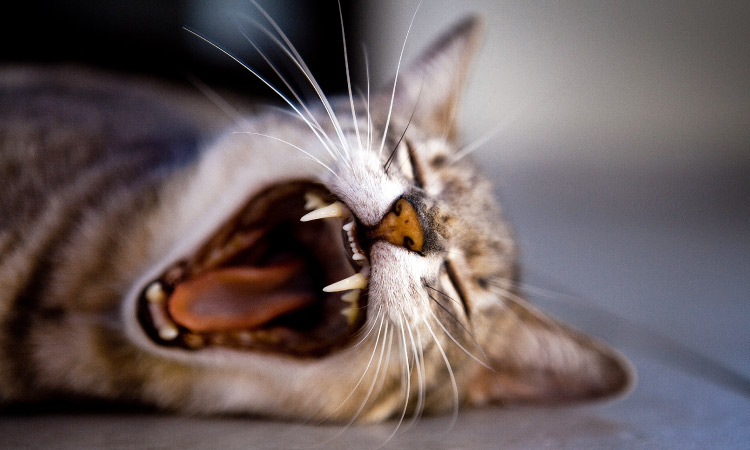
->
xmin=230 ymin=19 xmax=340 ymax=156
xmin=233 ymin=16 xmax=348 ymax=165
xmin=382 ymin=316 xmax=411 ymax=443
xmin=232 ymin=132 xmax=338 ymax=178
xmin=426 ymin=288 xmax=494 ymax=371
xmin=337 ymin=0 xmax=364 ymax=154
xmin=362 ymin=44 xmax=374 ymax=154
xmin=377 ymin=0 xmax=423 ymax=159
xmin=183 ymin=27 xmax=340 ymax=165
xmin=403 ymin=319 xmax=425 ymax=429
xmin=313 ymin=310 xmax=385 ymax=425
xmin=247 ymin=0 xmax=352 ymax=160
xmin=184 ymin=74 xmax=244 ymax=125
xmin=450 ymin=100 xmax=534 ymax=163
xmin=421 ymin=314 xmax=459 ymax=428
xmin=383 ymin=83 xmax=422 ymax=175
xmin=427 ymin=307 xmax=493 ymax=371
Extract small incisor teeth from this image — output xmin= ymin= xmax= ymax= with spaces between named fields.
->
xmin=323 ymin=271 xmax=368 ymax=292
xmin=300 ymin=201 xmax=347 ymax=222
xmin=352 ymin=252 xmax=366 ymax=261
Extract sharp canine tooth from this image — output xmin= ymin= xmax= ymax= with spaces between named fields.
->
xmin=323 ymin=272 xmax=368 ymax=292
xmin=341 ymin=290 xmax=360 ymax=303
xmin=342 ymin=222 xmax=354 ymax=232
xmin=300 ymin=201 xmax=347 ymax=222
xmin=352 ymin=253 xmax=366 ymax=261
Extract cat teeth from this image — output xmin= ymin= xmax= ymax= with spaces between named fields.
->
xmin=147 ymin=300 xmax=179 ymax=341
xmin=303 ymin=192 xmax=329 ymax=211
xmin=300 ymin=201 xmax=348 ymax=222
xmin=341 ymin=289 xmax=360 ymax=303
xmin=343 ymin=221 xmax=368 ymax=264
xmin=340 ymin=303 xmax=359 ymax=325
xmin=339 ymin=290 xmax=361 ymax=325
xmin=158 ymin=323 xmax=180 ymax=341
xmin=145 ymin=281 xmax=167 ymax=303
xmin=323 ymin=269 xmax=369 ymax=292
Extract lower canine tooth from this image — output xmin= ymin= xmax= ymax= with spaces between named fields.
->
xmin=323 ymin=272 xmax=368 ymax=292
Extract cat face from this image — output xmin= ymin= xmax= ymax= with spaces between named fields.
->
xmin=119 ymin=16 xmax=632 ymax=422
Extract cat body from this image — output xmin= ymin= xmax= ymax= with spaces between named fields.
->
xmin=0 ymin=16 xmax=632 ymax=422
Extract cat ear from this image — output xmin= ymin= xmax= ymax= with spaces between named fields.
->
xmin=466 ymin=297 xmax=634 ymax=405
xmin=378 ymin=15 xmax=485 ymax=141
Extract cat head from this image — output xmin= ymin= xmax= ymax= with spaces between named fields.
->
xmin=123 ymin=16 xmax=632 ymax=422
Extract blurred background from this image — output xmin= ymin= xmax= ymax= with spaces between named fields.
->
xmin=1 ymin=0 xmax=748 ymax=447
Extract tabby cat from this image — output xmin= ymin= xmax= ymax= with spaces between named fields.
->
xmin=0 ymin=15 xmax=632 ymax=422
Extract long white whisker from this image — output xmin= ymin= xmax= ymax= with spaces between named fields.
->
xmin=353 ymin=321 xmax=390 ymax=421
xmin=450 ymin=123 xmax=502 ymax=163
xmin=337 ymin=0 xmax=363 ymax=154
xmin=450 ymin=100 xmax=533 ymax=163
xmin=362 ymin=44 xmax=374 ymax=154
xmin=422 ymin=315 xmax=459 ymax=428
xmin=382 ymin=316 xmax=411 ymax=443
xmin=184 ymin=74 xmax=244 ymax=125
xmin=314 ymin=310 xmax=385 ymax=425
xmin=247 ymin=0 xmax=351 ymax=160
xmin=428 ymin=308 xmax=493 ymax=370
xmin=232 ymin=132 xmax=338 ymax=178
xmin=230 ymin=21 xmax=341 ymax=158
xmin=233 ymin=18 xmax=348 ymax=165
xmin=183 ymin=28 xmax=339 ymax=164
xmin=377 ymin=0 xmax=423 ymax=159
xmin=407 ymin=321 xmax=426 ymax=427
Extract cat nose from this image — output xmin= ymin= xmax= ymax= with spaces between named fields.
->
xmin=369 ymin=198 xmax=424 ymax=253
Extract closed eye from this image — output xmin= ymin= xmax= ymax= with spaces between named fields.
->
xmin=405 ymin=140 xmax=426 ymax=188
xmin=444 ymin=259 xmax=471 ymax=318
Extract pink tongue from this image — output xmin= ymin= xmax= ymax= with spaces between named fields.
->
xmin=168 ymin=259 xmax=315 ymax=332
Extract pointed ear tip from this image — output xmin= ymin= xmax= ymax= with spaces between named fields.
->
xmin=603 ymin=349 xmax=638 ymax=399
xmin=444 ymin=15 xmax=486 ymax=53
xmin=456 ymin=14 xmax=487 ymax=39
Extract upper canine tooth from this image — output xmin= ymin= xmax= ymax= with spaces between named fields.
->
xmin=300 ymin=201 xmax=347 ymax=222
xmin=323 ymin=272 xmax=368 ymax=292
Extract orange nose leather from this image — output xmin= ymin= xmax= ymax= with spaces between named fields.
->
xmin=370 ymin=198 xmax=424 ymax=252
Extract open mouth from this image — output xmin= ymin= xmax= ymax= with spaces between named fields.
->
xmin=136 ymin=181 xmax=369 ymax=358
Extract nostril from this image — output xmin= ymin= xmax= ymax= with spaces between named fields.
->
xmin=368 ymin=198 xmax=424 ymax=253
